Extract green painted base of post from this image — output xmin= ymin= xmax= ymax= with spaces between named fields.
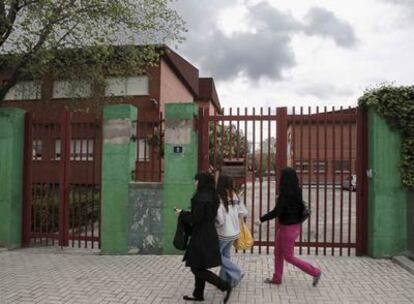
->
xmin=0 ymin=108 xmax=26 ymax=249
xmin=101 ymin=105 xmax=137 ymax=254
xmin=162 ymin=103 xmax=198 ymax=254
xmin=367 ymin=109 xmax=408 ymax=257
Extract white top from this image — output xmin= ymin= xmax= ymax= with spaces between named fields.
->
xmin=215 ymin=194 xmax=248 ymax=241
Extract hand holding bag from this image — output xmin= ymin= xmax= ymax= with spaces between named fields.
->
xmin=234 ymin=220 xmax=254 ymax=250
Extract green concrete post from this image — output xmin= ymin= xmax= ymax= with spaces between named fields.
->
xmin=367 ymin=109 xmax=407 ymax=257
xmin=0 ymin=108 xmax=26 ymax=248
xmin=101 ymin=105 xmax=137 ymax=254
xmin=162 ymin=103 xmax=198 ymax=254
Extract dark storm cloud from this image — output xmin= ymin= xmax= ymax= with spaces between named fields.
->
xmin=200 ymin=29 xmax=296 ymax=81
xmin=304 ymin=7 xmax=357 ymax=47
xmin=173 ymin=1 xmax=357 ymax=81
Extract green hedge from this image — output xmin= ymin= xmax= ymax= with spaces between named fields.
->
xmin=359 ymin=85 xmax=414 ymax=189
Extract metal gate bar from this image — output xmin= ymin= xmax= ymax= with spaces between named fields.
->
xmin=202 ymin=106 xmax=363 ymax=256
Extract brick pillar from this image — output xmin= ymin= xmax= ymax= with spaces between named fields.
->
xmin=162 ymin=103 xmax=198 ymax=254
xmin=367 ymin=109 xmax=407 ymax=257
xmin=0 ymin=108 xmax=26 ymax=248
xmin=101 ymin=105 xmax=137 ymax=254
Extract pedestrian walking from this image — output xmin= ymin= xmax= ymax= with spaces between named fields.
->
xmin=215 ymin=175 xmax=248 ymax=287
xmin=260 ymin=167 xmax=322 ymax=286
xmin=176 ymin=172 xmax=232 ymax=303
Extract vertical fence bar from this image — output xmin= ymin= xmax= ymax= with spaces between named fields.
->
xmin=339 ymin=106 xmax=344 ymax=256
xmin=307 ymin=107 xmax=312 ymax=254
xmin=315 ymin=106 xmax=320 ymax=255
xmin=32 ymin=119 xmax=38 ymax=245
xmin=159 ymin=113 xmax=163 ymax=182
xmin=243 ymin=108 xmax=248 ymax=254
xmin=323 ymin=106 xmax=328 ymax=256
xmin=213 ymin=110 xmax=218 ymax=170
xmin=220 ymin=111 xmax=225 ymax=171
xmin=22 ymin=113 xmax=33 ymax=246
xmin=59 ymin=110 xmax=71 ymax=247
xmin=331 ymin=106 xmax=336 ymax=256
xmin=348 ymin=107 xmax=353 ymax=256
xmin=199 ymin=108 xmax=210 ymax=172
xmin=236 ymin=108 xmax=240 ymax=159
xmin=266 ymin=107 xmax=271 ymax=254
xmin=258 ymin=107 xmax=263 ymax=254
xmin=251 ymin=108 xmax=256 ymax=253
xmin=143 ymin=120 xmax=148 ymax=181
xmin=299 ymin=107 xmax=304 ymax=254
xmin=229 ymin=108 xmax=233 ymax=160
xmin=151 ymin=120 xmax=155 ymax=181
xmin=356 ymin=107 xmax=368 ymax=256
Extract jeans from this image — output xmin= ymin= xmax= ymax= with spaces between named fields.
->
xmin=219 ymin=239 xmax=243 ymax=287
xmin=273 ymin=223 xmax=321 ymax=283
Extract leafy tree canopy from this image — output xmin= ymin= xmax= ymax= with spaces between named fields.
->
xmin=0 ymin=0 xmax=186 ymax=101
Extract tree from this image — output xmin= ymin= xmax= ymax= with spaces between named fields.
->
xmin=209 ymin=122 xmax=247 ymax=166
xmin=0 ymin=0 xmax=185 ymax=101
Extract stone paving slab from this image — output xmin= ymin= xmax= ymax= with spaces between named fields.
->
xmin=0 ymin=248 xmax=413 ymax=304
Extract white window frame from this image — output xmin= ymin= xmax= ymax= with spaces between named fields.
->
xmin=313 ymin=161 xmax=326 ymax=173
xmin=4 ymin=81 xmax=41 ymax=100
xmin=105 ymin=76 xmax=149 ymax=97
xmin=295 ymin=161 xmax=309 ymax=173
xmin=54 ymin=139 xmax=94 ymax=161
xmin=334 ymin=160 xmax=351 ymax=174
xmin=32 ymin=139 xmax=43 ymax=160
xmin=137 ymin=138 xmax=150 ymax=162
xmin=52 ymin=80 xmax=92 ymax=99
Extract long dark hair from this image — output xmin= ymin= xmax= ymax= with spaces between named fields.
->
xmin=278 ymin=167 xmax=302 ymax=205
xmin=193 ymin=172 xmax=219 ymax=207
xmin=216 ymin=175 xmax=235 ymax=212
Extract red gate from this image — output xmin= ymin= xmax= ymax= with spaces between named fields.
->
xmin=198 ymin=106 xmax=368 ymax=256
xmin=22 ymin=110 xmax=102 ymax=248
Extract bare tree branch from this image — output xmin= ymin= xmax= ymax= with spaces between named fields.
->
xmin=0 ymin=0 xmax=21 ymax=47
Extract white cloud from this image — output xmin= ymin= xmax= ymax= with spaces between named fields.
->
xmin=172 ymin=0 xmax=414 ymax=109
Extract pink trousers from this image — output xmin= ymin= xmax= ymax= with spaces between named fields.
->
xmin=272 ymin=223 xmax=321 ymax=283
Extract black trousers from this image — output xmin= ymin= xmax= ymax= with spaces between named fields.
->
xmin=190 ymin=267 xmax=229 ymax=298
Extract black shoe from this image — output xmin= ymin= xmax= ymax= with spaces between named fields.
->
xmin=312 ymin=273 xmax=321 ymax=287
xmin=183 ymin=295 xmax=204 ymax=302
xmin=223 ymin=285 xmax=232 ymax=303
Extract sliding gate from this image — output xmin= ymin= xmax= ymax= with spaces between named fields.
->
xmin=22 ymin=110 xmax=102 ymax=248
xmin=198 ymin=106 xmax=368 ymax=256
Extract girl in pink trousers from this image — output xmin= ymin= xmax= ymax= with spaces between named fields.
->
xmin=260 ymin=167 xmax=321 ymax=286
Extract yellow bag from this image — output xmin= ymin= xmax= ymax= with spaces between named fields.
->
xmin=234 ymin=220 xmax=254 ymax=250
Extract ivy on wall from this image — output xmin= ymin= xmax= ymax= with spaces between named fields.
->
xmin=358 ymin=85 xmax=414 ymax=190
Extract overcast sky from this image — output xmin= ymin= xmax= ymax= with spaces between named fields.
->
xmin=171 ymin=0 xmax=414 ymax=111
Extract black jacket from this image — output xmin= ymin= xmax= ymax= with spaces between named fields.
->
xmin=181 ymin=192 xmax=222 ymax=269
xmin=260 ymin=194 xmax=304 ymax=225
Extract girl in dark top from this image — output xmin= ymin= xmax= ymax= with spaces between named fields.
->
xmin=177 ymin=172 xmax=232 ymax=303
xmin=260 ymin=167 xmax=321 ymax=286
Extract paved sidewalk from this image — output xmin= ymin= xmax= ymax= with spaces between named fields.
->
xmin=0 ymin=248 xmax=413 ymax=304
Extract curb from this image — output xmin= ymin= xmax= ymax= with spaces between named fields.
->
xmin=392 ymin=256 xmax=414 ymax=275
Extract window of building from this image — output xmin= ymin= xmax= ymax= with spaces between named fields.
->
xmin=32 ymin=139 xmax=42 ymax=160
xmin=295 ymin=161 xmax=309 ymax=173
xmin=54 ymin=139 xmax=94 ymax=161
xmin=313 ymin=161 xmax=326 ymax=173
xmin=105 ymin=76 xmax=149 ymax=97
xmin=4 ymin=81 xmax=41 ymax=100
xmin=137 ymin=138 xmax=150 ymax=162
xmin=53 ymin=80 xmax=92 ymax=99
xmin=334 ymin=160 xmax=351 ymax=173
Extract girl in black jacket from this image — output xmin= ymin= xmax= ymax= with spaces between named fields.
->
xmin=178 ymin=172 xmax=232 ymax=302
xmin=260 ymin=167 xmax=321 ymax=286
